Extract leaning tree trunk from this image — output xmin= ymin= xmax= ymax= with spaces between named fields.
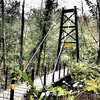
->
xmin=96 ymin=0 xmax=100 ymax=64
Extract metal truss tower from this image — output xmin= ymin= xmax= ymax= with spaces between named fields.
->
xmin=57 ymin=6 xmax=79 ymax=64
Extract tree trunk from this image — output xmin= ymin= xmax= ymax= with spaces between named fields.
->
xmin=96 ymin=0 xmax=100 ymax=64
xmin=20 ymin=0 xmax=25 ymax=70
xmin=1 ymin=0 xmax=6 ymax=74
xmin=36 ymin=0 xmax=56 ymax=74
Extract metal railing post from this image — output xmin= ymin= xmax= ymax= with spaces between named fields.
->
xmin=31 ymin=68 xmax=34 ymax=82
xmin=52 ymin=64 xmax=55 ymax=83
xmin=10 ymin=73 xmax=16 ymax=100
xmin=5 ymin=67 xmax=8 ymax=90
xmin=63 ymin=65 xmax=65 ymax=77
xmin=44 ymin=67 xmax=46 ymax=86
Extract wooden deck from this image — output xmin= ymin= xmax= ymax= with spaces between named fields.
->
xmin=0 ymin=68 xmax=68 ymax=100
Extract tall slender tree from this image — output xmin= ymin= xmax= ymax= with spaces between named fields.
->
xmin=1 ymin=0 xmax=6 ymax=74
xmin=36 ymin=0 xmax=58 ymax=74
xmin=20 ymin=0 xmax=25 ymax=70
xmin=96 ymin=0 xmax=100 ymax=64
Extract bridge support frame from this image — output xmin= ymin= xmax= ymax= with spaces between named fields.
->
xmin=57 ymin=6 xmax=79 ymax=66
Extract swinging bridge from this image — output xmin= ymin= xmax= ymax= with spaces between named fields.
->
xmin=0 ymin=0 xmax=79 ymax=100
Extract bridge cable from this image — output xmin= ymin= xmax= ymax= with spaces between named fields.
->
xmin=23 ymin=24 xmax=56 ymax=72
xmin=22 ymin=25 xmax=56 ymax=88
xmin=52 ymin=41 xmax=65 ymax=74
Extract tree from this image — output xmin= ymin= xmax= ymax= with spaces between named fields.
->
xmin=33 ymin=0 xmax=58 ymax=74
xmin=0 ymin=0 xmax=20 ymax=70
xmin=1 ymin=0 xmax=6 ymax=74
xmin=96 ymin=0 xmax=100 ymax=64
xmin=84 ymin=0 xmax=96 ymax=17
xmin=5 ymin=0 xmax=20 ymax=23
xmin=19 ymin=0 xmax=25 ymax=70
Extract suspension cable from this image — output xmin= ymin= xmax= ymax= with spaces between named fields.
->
xmin=52 ymin=42 xmax=64 ymax=74
xmin=23 ymin=24 xmax=55 ymax=72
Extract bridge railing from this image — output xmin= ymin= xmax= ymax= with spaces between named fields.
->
xmin=28 ymin=62 xmax=67 ymax=87
xmin=0 ymin=61 xmax=67 ymax=92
